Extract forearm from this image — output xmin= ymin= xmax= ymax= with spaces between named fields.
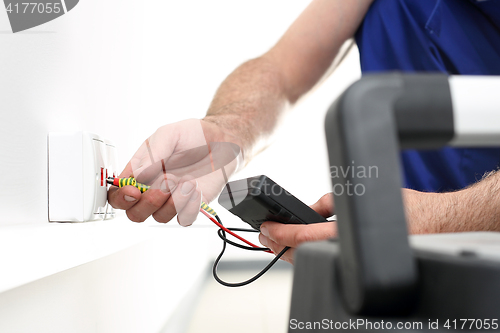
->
xmin=203 ymin=55 xmax=290 ymax=163
xmin=404 ymin=171 xmax=500 ymax=234
xmin=203 ymin=0 xmax=375 ymax=163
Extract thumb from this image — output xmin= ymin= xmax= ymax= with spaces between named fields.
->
xmin=309 ymin=193 xmax=335 ymax=218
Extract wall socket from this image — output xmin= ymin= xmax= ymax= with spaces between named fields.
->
xmin=48 ymin=132 xmax=117 ymax=222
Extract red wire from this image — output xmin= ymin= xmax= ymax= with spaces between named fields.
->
xmin=199 ymin=208 xmax=273 ymax=254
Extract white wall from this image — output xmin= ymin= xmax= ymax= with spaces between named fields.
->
xmin=0 ymin=0 xmax=142 ymax=226
xmin=0 ymin=0 xmax=360 ymax=331
xmin=0 ymin=0 xmax=361 ymax=227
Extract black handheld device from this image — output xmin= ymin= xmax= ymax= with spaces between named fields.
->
xmin=218 ymin=175 xmax=328 ymax=230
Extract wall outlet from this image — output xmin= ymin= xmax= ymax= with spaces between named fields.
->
xmin=48 ymin=132 xmax=117 ymax=222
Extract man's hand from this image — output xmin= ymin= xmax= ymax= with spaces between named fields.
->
xmin=259 ymin=193 xmax=337 ymax=264
xmin=260 ymin=174 xmax=500 ymax=264
xmin=257 ymin=190 xmax=466 ymax=265
xmin=108 ymin=119 xmax=242 ymax=226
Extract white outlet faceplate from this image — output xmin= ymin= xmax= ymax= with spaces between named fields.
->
xmin=48 ymin=132 xmax=117 ymax=222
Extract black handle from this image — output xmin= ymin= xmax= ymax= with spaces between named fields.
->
xmin=325 ymin=73 xmax=453 ymax=315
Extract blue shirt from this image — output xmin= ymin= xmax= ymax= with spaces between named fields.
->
xmin=355 ymin=0 xmax=500 ymax=192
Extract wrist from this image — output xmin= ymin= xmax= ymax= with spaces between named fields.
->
xmin=404 ymin=189 xmax=464 ymax=234
xmin=201 ymin=116 xmax=250 ymax=165
xmin=404 ymin=189 xmax=444 ymax=234
xmin=200 ymin=117 xmax=249 ymax=175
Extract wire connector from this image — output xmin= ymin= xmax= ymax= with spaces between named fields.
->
xmin=201 ymin=201 xmax=217 ymax=216
xmin=107 ymin=177 xmax=150 ymax=193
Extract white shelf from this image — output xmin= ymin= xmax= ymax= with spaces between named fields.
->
xmin=0 ymin=216 xmax=214 ymax=293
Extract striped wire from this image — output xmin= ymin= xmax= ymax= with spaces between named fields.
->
xmin=201 ymin=201 xmax=217 ymax=216
xmin=117 ymin=177 xmax=150 ymax=193
xmin=112 ymin=177 xmax=266 ymax=251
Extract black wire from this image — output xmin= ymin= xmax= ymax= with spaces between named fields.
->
xmin=217 ymin=228 xmax=270 ymax=251
xmin=212 ymin=215 xmax=290 ymax=287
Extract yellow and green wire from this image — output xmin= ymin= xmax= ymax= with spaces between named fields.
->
xmin=108 ymin=176 xmax=217 ymax=215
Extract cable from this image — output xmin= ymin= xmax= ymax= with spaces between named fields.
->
xmin=211 ymin=214 xmax=290 ymax=287
xmin=107 ymin=176 xmax=150 ymax=193
xmin=199 ymin=208 xmax=270 ymax=251
xmin=198 ymin=205 xmax=290 ymax=286
xmin=109 ymin=178 xmax=286 ymax=286
xmin=213 ymin=246 xmax=290 ymax=287
xmin=110 ymin=178 xmax=266 ymax=251
xmin=217 ymin=228 xmax=269 ymax=251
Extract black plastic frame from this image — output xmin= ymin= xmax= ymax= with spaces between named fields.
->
xmin=324 ymin=73 xmax=453 ymax=315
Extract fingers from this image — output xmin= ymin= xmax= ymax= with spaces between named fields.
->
xmin=150 ymin=175 xmax=179 ymax=223
xmin=258 ymin=234 xmax=296 ymax=264
xmin=107 ymin=162 xmax=143 ymax=210
xmin=310 ymin=192 xmax=335 ymax=218
xmin=152 ymin=177 xmax=201 ymax=225
xmin=124 ymin=176 xmax=172 ymax=223
xmin=261 ymin=221 xmax=336 ymax=248
xmin=177 ymin=187 xmax=201 ymax=227
xmin=110 ymin=119 xmax=234 ymax=225
xmin=108 ymin=166 xmax=206 ymax=225
xmin=259 ymin=221 xmax=337 ymax=264
xmin=108 ymin=185 xmax=142 ymax=210
xmin=151 ymin=197 xmax=178 ymax=223
xmin=171 ymin=179 xmax=200 ymax=226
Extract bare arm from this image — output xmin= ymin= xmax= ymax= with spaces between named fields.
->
xmin=204 ymin=0 xmax=375 ymax=161
xmin=260 ymin=173 xmax=500 ymax=264
xmin=405 ymin=171 xmax=500 ymax=234
xmin=109 ymin=0 xmax=375 ymax=225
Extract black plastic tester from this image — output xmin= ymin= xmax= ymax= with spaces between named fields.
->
xmin=218 ymin=175 xmax=327 ymax=230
